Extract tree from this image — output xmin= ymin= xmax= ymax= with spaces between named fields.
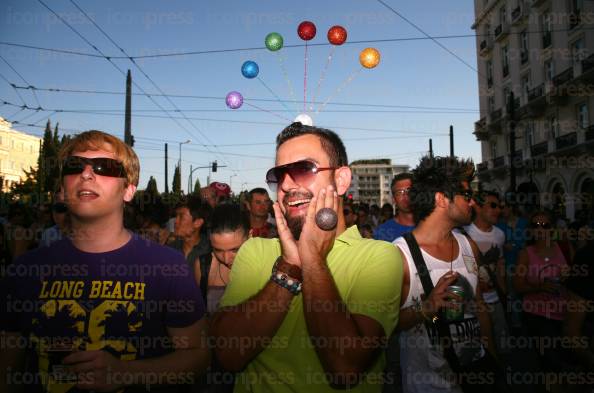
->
xmin=146 ymin=176 xmax=159 ymax=196
xmin=172 ymin=164 xmax=181 ymax=195
xmin=37 ymin=120 xmax=61 ymax=193
xmin=193 ymin=178 xmax=201 ymax=194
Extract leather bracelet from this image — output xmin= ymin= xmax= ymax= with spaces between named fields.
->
xmin=270 ymin=257 xmax=302 ymax=295
xmin=274 ymin=256 xmax=303 ymax=281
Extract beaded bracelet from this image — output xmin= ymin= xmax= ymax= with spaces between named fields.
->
xmin=270 ymin=257 xmax=302 ymax=295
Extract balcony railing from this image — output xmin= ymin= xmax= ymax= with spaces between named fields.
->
xmin=493 ymin=156 xmax=505 ymax=168
xmin=495 ymin=23 xmax=509 ymax=41
xmin=569 ymin=12 xmax=581 ymax=30
xmin=531 ymin=141 xmax=548 ymax=157
xmin=512 ymin=6 xmax=522 ymax=23
xmin=479 ymin=37 xmax=493 ymax=56
xmin=582 ymin=53 xmax=594 ymax=74
xmin=528 ymin=84 xmax=544 ymax=101
xmin=553 ymin=67 xmax=574 ymax=86
xmin=477 ymin=162 xmax=488 ymax=172
xmin=542 ymin=32 xmax=552 ymax=48
xmin=586 ymin=125 xmax=594 ymax=141
xmin=555 ymin=132 xmax=577 ymax=150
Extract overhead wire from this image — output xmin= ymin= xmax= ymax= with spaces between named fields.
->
xmin=68 ymin=0 xmax=235 ymax=178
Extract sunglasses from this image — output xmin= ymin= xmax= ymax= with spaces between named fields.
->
xmin=62 ymin=156 xmax=127 ymax=179
xmin=394 ymin=188 xmax=411 ymax=196
xmin=531 ymin=221 xmax=552 ymax=229
xmin=456 ymin=190 xmax=474 ymax=202
xmin=265 ymin=160 xmax=336 ymax=192
xmin=487 ymin=202 xmax=503 ymax=209
xmin=343 ymin=209 xmax=352 ymax=215
xmin=52 ymin=202 xmax=68 ymax=213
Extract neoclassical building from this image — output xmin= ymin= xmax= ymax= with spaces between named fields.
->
xmin=472 ymin=0 xmax=594 ymax=220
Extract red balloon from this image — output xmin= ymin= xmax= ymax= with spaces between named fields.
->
xmin=298 ymin=21 xmax=316 ymax=41
xmin=327 ymin=25 xmax=347 ymax=45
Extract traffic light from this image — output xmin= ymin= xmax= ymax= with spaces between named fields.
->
xmin=212 ymin=161 xmax=218 ymax=172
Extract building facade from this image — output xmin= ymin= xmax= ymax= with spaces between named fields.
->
xmin=0 ymin=118 xmax=41 ymax=192
xmin=472 ymin=0 xmax=594 ymax=220
xmin=348 ymin=159 xmax=409 ymax=207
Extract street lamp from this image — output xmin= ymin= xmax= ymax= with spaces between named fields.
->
xmin=178 ymin=140 xmax=191 ymax=192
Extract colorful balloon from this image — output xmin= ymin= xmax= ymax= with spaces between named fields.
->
xmin=294 ymin=113 xmax=313 ymax=126
xmin=265 ymin=32 xmax=284 ymax=51
xmin=327 ymin=25 xmax=347 ymax=45
xmin=359 ymin=48 xmax=381 ymax=69
xmin=241 ymin=60 xmax=259 ymax=79
xmin=297 ymin=21 xmax=316 ymax=41
xmin=225 ymin=91 xmax=243 ymax=109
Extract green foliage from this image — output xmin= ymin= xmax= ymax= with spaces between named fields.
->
xmin=192 ymin=178 xmax=201 ymax=194
xmin=172 ymin=164 xmax=181 ymax=195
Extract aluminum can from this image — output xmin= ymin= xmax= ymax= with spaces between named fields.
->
xmin=444 ymin=285 xmax=465 ymax=321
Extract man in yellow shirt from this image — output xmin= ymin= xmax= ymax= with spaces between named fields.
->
xmin=210 ymin=122 xmax=403 ymax=392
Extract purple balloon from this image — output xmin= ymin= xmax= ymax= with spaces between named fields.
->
xmin=226 ymin=91 xmax=243 ymax=109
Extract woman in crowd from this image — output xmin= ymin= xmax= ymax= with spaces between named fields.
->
xmin=195 ymin=203 xmax=250 ymax=314
xmin=514 ymin=210 xmax=569 ymax=376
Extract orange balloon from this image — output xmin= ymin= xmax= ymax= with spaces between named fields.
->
xmin=359 ymin=48 xmax=381 ymax=69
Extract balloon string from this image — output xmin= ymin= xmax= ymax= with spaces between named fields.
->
xmin=316 ymin=67 xmax=363 ymax=115
xmin=244 ymin=101 xmax=290 ymax=122
xmin=310 ymin=45 xmax=336 ymax=113
xmin=303 ymin=41 xmax=308 ymax=113
xmin=276 ymin=51 xmax=298 ymax=113
xmin=256 ymin=77 xmax=294 ymax=116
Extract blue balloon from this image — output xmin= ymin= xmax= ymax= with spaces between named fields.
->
xmin=241 ymin=60 xmax=259 ymax=79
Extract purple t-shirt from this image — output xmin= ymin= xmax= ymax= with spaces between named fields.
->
xmin=0 ymin=234 xmax=205 ymax=392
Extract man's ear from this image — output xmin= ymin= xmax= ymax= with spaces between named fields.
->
xmin=435 ymin=191 xmax=449 ymax=209
xmin=123 ymin=184 xmax=137 ymax=203
xmin=334 ymin=166 xmax=352 ymax=196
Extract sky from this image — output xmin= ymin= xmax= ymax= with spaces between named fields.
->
xmin=0 ymin=0 xmax=482 ymax=195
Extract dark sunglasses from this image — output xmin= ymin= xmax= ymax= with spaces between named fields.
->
xmin=487 ymin=202 xmax=503 ymax=209
xmin=62 ymin=156 xmax=127 ymax=179
xmin=343 ymin=209 xmax=352 ymax=215
xmin=456 ymin=190 xmax=474 ymax=202
xmin=52 ymin=202 xmax=68 ymax=213
xmin=531 ymin=221 xmax=552 ymax=229
xmin=265 ymin=160 xmax=336 ymax=192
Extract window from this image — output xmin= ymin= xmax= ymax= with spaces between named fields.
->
xmin=488 ymin=95 xmax=496 ymax=113
xmin=549 ymin=115 xmax=559 ymax=138
xmin=503 ymin=86 xmax=511 ymax=110
xmin=525 ymin=122 xmax=534 ymax=146
xmin=544 ymin=59 xmax=555 ymax=83
xmin=29 ymin=145 xmax=33 ymax=153
xmin=502 ymin=45 xmax=510 ymax=77
xmin=491 ymin=140 xmax=498 ymax=159
xmin=577 ymin=102 xmax=589 ymax=129
xmin=542 ymin=11 xmax=552 ymax=48
xmin=10 ymin=140 xmax=14 ymax=148
xmin=486 ymin=59 xmax=494 ymax=87
xmin=571 ymin=38 xmax=585 ymax=67
xmin=569 ymin=0 xmax=583 ymax=28
xmin=499 ymin=5 xmax=507 ymax=25
xmin=521 ymin=73 xmax=531 ymax=104
xmin=520 ymin=30 xmax=529 ymax=64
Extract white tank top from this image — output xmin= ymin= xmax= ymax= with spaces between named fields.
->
xmin=394 ymin=232 xmax=485 ymax=393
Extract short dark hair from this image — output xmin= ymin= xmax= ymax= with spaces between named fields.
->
xmin=475 ymin=190 xmax=500 ymax=206
xmin=276 ymin=122 xmax=348 ymax=167
xmin=391 ymin=173 xmax=413 ymax=194
xmin=176 ymin=195 xmax=212 ymax=222
xmin=210 ymin=204 xmax=250 ymax=236
xmin=247 ymin=187 xmax=269 ymax=202
xmin=409 ymin=156 xmax=475 ymax=223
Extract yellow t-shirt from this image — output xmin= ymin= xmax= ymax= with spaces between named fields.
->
xmin=219 ymin=225 xmax=403 ymax=392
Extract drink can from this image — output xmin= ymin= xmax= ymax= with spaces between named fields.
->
xmin=444 ymin=285 xmax=465 ymax=321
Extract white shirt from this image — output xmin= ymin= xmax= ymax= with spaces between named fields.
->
xmin=464 ymin=223 xmax=505 ymax=304
xmin=394 ymin=232 xmax=484 ymax=393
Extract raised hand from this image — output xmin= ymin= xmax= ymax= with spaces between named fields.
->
xmin=272 ymin=201 xmax=301 ymax=267
xmin=298 ymin=185 xmax=339 ymax=266
xmin=423 ymin=271 xmax=462 ymax=315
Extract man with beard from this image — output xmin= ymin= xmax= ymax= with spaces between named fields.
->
xmin=373 ymin=173 xmax=415 ymax=242
xmin=394 ymin=156 xmax=497 ymax=393
xmin=210 ymin=122 xmax=403 ymax=392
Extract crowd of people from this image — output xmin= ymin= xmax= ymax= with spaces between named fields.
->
xmin=0 ymin=123 xmax=592 ymax=393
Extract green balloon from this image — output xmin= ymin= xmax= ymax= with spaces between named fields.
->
xmin=265 ymin=32 xmax=284 ymax=51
